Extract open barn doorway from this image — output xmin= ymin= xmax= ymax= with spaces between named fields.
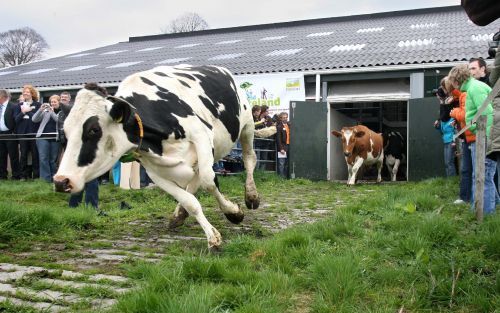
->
xmin=329 ymin=101 xmax=408 ymax=182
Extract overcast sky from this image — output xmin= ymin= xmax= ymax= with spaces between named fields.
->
xmin=1 ymin=0 xmax=459 ymax=59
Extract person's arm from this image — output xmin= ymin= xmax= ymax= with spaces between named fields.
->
xmin=32 ymin=106 xmax=44 ymax=123
xmin=490 ymin=49 xmax=500 ymax=87
xmin=465 ymin=87 xmax=490 ymax=133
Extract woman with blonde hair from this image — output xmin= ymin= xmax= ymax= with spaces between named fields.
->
xmin=13 ymin=84 xmax=41 ymax=180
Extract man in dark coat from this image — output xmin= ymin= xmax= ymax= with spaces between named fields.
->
xmin=0 ymin=89 xmax=20 ymax=179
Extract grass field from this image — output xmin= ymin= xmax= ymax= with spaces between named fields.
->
xmin=0 ymin=173 xmax=498 ymax=312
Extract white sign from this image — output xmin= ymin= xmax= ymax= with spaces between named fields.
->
xmin=234 ymin=73 xmax=305 ymax=116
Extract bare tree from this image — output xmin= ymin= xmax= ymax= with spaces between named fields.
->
xmin=0 ymin=27 xmax=49 ymax=67
xmin=161 ymin=12 xmax=209 ymax=34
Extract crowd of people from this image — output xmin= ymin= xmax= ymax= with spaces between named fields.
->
xmin=252 ymin=104 xmax=290 ymax=178
xmin=434 ymin=55 xmax=499 ymax=215
xmin=0 ymin=84 xmax=154 ymax=210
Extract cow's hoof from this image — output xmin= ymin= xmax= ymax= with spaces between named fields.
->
xmin=245 ymin=196 xmax=260 ymax=210
xmin=224 ymin=210 xmax=244 ymax=224
xmin=168 ymin=207 xmax=189 ymax=229
xmin=209 ymin=245 xmax=223 ymax=254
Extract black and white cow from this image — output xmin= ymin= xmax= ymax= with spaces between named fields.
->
xmin=383 ymin=131 xmax=406 ymax=181
xmin=54 ymin=65 xmax=263 ymax=250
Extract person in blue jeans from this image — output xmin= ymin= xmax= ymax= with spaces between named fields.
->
xmin=449 ymin=64 xmax=497 ymax=215
xmin=68 ymin=179 xmax=99 ymax=209
xmin=435 ymin=118 xmax=457 ymax=177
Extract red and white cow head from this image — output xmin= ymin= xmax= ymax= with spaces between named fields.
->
xmin=331 ymin=126 xmax=366 ymax=157
xmin=54 ymin=85 xmax=135 ymax=193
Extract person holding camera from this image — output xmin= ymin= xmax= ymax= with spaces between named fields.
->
xmin=32 ymin=95 xmax=60 ymax=182
xmin=448 ymin=64 xmax=497 ymax=215
xmin=13 ymin=84 xmax=41 ymax=180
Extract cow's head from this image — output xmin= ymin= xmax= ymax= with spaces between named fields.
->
xmin=53 ymin=84 xmax=136 ymax=193
xmin=331 ymin=126 xmax=365 ymax=157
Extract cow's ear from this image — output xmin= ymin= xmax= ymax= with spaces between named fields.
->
xmin=355 ymin=130 xmax=365 ymax=138
xmin=107 ymin=96 xmax=132 ymax=123
xmin=60 ymin=103 xmax=72 ymax=117
xmin=331 ymin=130 xmax=342 ymax=137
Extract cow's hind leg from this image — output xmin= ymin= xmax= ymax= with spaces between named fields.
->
xmin=240 ymin=123 xmax=259 ymax=209
xmin=168 ymin=178 xmax=200 ymax=229
xmin=209 ymin=175 xmax=244 ymax=224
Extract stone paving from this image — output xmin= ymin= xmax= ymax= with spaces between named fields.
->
xmin=0 ymin=197 xmax=338 ymax=312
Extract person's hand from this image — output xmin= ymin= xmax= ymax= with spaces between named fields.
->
xmin=450 ymin=120 xmax=456 ymax=127
xmin=21 ymin=104 xmax=30 ymax=113
xmin=445 ymin=96 xmax=454 ymax=104
xmin=433 ymin=120 xmax=440 ymax=128
xmin=280 ymin=149 xmax=285 ymax=154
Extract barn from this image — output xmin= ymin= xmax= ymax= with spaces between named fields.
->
xmin=0 ymin=5 xmax=499 ymax=181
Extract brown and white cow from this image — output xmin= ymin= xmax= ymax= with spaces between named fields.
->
xmin=331 ymin=125 xmax=384 ymax=185
xmin=53 ymin=65 xmax=267 ymax=250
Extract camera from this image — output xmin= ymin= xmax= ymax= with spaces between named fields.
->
xmin=488 ymin=29 xmax=500 ymax=58
xmin=433 ymin=86 xmax=447 ymax=100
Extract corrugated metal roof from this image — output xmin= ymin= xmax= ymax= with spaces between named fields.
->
xmin=0 ymin=5 xmax=498 ymax=90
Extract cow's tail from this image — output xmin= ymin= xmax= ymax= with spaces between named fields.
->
xmin=254 ymin=126 xmax=277 ymax=138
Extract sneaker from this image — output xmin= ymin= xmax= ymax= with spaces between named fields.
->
xmin=453 ymin=199 xmax=465 ymax=205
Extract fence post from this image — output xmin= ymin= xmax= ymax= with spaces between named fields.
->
xmin=474 ymin=115 xmax=486 ymax=223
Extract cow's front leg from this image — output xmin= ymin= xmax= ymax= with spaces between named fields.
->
xmin=348 ymin=158 xmax=364 ymax=186
xmin=168 ymin=177 xmax=200 ymax=229
xmin=347 ymin=163 xmax=353 ymax=185
xmin=148 ymin=173 xmax=222 ymax=249
xmin=391 ymin=159 xmax=400 ymax=181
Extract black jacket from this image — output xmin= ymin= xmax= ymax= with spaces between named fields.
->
xmin=276 ymin=122 xmax=290 ymax=152
xmin=3 ymin=101 xmax=17 ymax=132
xmin=13 ymin=101 xmax=41 ymax=135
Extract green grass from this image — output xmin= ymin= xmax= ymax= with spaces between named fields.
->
xmin=0 ymin=174 xmax=499 ymax=312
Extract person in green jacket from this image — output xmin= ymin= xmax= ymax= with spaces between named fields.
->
xmin=448 ymin=64 xmax=497 ymax=215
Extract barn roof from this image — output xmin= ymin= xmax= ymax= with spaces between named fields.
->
xmin=1 ymin=5 xmax=499 ymax=91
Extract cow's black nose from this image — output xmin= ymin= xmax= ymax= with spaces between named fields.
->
xmin=344 ymin=152 xmax=351 ymax=157
xmin=54 ymin=178 xmax=71 ymax=193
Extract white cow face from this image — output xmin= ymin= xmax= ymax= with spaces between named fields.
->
xmin=54 ymin=88 xmax=135 ymax=193
xmin=331 ymin=127 xmax=365 ymax=157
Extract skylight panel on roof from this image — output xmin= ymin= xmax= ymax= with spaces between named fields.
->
xmin=21 ymin=68 xmax=57 ymax=75
xmin=329 ymin=44 xmax=366 ymax=53
xmin=209 ymin=53 xmax=246 ymax=60
xmin=260 ymin=36 xmax=287 ymax=41
xmin=136 ymin=47 xmax=164 ymax=52
xmin=0 ymin=70 xmax=17 ymax=76
xmin=106 ymin=61 xmax=143 ymax=68
xmin=100 ymin=50 xmax=128 ymax=55
xmin=156 ymin=57 xmax=192 ymax=64
xmin=410 ymin=23 xmax=439 ymax=29
xmin=215 ymin=40 xmax=243 ymax=45
xmin=397 ymin=38 xmax=435 ymax=47
xmin=66 ymin=53 xmax=94 ymax=58
xmin=357 ymin=27 xmax=384 ymax=33
xmin=471 ymin=33 xmax=493 ymax=41
xmin=63 ymin=65 xmax=98 ymax=72
xmin=307 ymin=31 xmax=334 ymax=37
xmin=175 ymin=43 xmax=202 ymax=49
xmin=266 ymin=49 xmax=303 ymax=56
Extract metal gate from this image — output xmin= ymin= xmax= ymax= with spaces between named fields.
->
xmin=408 ymin=98 xmax=445 ymax=180
xmin=289 ymin=101 xmax=328 ymax=180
